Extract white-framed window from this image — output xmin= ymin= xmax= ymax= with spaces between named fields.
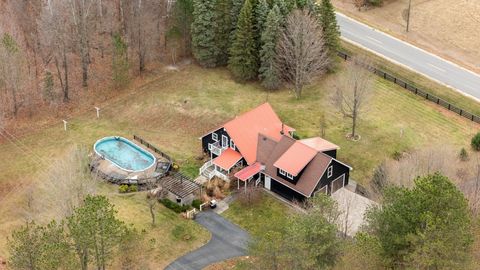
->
xmin=230 ymin=139 xmax=235 ymax=149
xmin=327 ymin=166 xmax=333 ymax=178
xmin=279 ymin=169 xmax=286 ymax=176
xmin=286 ymin=173 xmax=293 ymax=180
xmin=208 ymin=143 xmax=212 ymax=150
xmin=212 ymin=133 xmax=218 ymax=141
xmin=222 ymin=135 xmax=228 ymax=148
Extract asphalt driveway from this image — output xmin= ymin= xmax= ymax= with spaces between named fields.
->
xmin=165 ymin=211 xmax=250 ymax=270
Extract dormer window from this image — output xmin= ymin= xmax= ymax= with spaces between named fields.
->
xmin=327 ymin=166 xmax=333 ymax=178
xmin=286 ymin=172 xmax=293 ymax=180
xmin=279 ymin=169 xmax=286 ymax=176
xmin=212 ymin=133 xmax=218 ymax=141
xmin=230 ymin=139 xmax=235 ymax=150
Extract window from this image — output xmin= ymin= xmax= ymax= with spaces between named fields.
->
xmin=222 ymin=135 xmax=228 ymax=148
xmin=212 ymin=133 xmax=218 ymax=141
xmin=327 ymin=166 xmax=333 ymax=178
xmin=279 ymin=169 xmax=286 ymax=176
xmin=208 ymin=143 xmax=212 ymax=150
xmin=286 ymin=173 xmax=293 ymax=180
xmin=230 ymin=139 xmax=235 ymax=149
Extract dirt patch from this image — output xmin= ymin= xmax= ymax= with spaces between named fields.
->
xmin=333 ymin=0 xmax=480 ymax=73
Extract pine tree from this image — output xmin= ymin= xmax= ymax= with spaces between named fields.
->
xmin=274 ymin=0 xmax=289 ymax=22
xmin=215 ymin=0 xmax=232 ymax=66
xmin=319 ymin=0 xmax=340 ymax=65
xmin=228 ymin=0 xmax=258 ymax=81
xmin=259 ymin=5 xmax=281 ymax=89
xmin=230 ymin=0 xmax=245 ymax=43
xmin=191 ymin=0 xmax=218 ymax=67
xmin=254 ymin=0 xmax=270 ymax=48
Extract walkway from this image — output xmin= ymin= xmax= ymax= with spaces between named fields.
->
xmin=164 ymin=211 xmax=250 ymax=270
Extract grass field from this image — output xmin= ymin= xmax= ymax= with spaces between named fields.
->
xmin=0 ymin=60 xmax=478 ymax=261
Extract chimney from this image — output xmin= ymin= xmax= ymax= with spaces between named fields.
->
xmin=280 ymin=123 xmax=284 ymax=135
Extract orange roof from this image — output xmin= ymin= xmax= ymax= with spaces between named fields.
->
xmin=299 ymin=137 xmax=339 ymax=152
xmin=223 ymin=103 xmax=294 ymax=165
xmin=213 ymin=148 xmax=243 ymax=170
xmin=273 ymin=141 xmax=318 ymax=176
xmin=234 ymin=162 xmax=262 ymax=181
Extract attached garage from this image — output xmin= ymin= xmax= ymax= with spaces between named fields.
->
xmin=270 ymin=178 xmax=307 ymax=202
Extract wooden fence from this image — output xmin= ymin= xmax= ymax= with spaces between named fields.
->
xmin=133 ymin=134 xmax=174 ymax=163
xmin=336 ymin=51 xmax=480 ymax=124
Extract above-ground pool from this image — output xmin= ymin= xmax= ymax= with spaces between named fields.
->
xmin=94 ymin=136 xmax=156 ymax=172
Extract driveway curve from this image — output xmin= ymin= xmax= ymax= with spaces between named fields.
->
xmin=165 ymin=211 xmax=250 ymax=270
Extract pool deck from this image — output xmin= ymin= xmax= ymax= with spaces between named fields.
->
xmin=92 ymin=141 xmax=171 ymax=183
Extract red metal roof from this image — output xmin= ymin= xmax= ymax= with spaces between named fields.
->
xmin=213 ymin=148 xmax=243 ymax=170
xmin=299 ymin=137 xmax=339 ymax=152
xmin=234 ymin=162 xmax=262 ymax=181
xmin=273 ymin=141 xmax=318 ymax=176
xmin=223 ymin=103 xmax=294 ymax=165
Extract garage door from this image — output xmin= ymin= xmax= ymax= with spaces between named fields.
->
xmin=331 ymin=174 xmax=345 ymax=194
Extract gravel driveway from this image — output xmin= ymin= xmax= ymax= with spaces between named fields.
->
xmin=165 ymin=211 xmax=250 ymax=270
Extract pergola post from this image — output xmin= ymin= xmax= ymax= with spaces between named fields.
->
xmin=237 ymin=179 xmax=240 ymax=189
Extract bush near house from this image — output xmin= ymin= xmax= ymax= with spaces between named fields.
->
xmin=159 ymin=198 xmax=192 ymax=213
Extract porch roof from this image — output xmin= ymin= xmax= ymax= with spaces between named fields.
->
xmin=213 ymin=148 xmax=243 ymax=170
xmin=234 ymin=162 xmax=262 ymax=181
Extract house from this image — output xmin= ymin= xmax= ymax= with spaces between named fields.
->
xmin=200 ymin=103 xmax=351 ymax=201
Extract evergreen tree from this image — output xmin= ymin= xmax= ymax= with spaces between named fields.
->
xmin=191 ymin=0 xmax=218 ymax=67
xmin=259 ymin=5 xmax=281 ymax=90
xmin=228 ymin=0 xmax=258 ymax=81
xmin=254 ymin=0 xmax=270 ymax=48
xmin=112 ymin=33 xmax=130 ymax=89
xmin=273 ymin=0 xmax=289 ymax=22
xmin=229 ymin=0 xmax=245 ymax=43
xmin=318 ymin=0 xmax=340 ymax=65
xmin=215 ymin=0 xmax=232 ymax=66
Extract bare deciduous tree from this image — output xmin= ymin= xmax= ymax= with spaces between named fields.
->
xmin=276 ymin=9 xmax=329 ymax=99
xmin=39 ymin=0 xmax=73 ymax=102
xmin=0 ymin=33 xmax=25 ymax=117
xmin=333 ymin=56 xmax=373 ymax=140
xmin=31 ymin=145 xmax=97 ymax=220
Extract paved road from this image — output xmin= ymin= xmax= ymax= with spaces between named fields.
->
xmin=336 ymin=12 xmax=480 ymax=101
xmin=165 ymin=211 xmax=250 ymax=270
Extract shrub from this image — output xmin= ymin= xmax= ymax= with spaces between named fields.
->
xmin=292 ymin=132 xmax=301 ymax=140
xmin=192 ymin=199 xmax=202 ymax=209
xmin=119 ymin=185 xmax=129 ymax=193
xmin=159 ymin=198 xmax=191 ymax=213
xmin=391 ymin=151 xmax=402 ymax=161
xmin=128 ymin=185 xmax=138 ymax=192
xmin=472 ymin=133 xmax=480 ymax=151
xmin=459 ymin=148 xmax=469 ymax=161
xmin=366 ymin=0 xmax=382 ymax=6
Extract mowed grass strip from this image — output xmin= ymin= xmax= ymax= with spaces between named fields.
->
xmin=0 ymin=63 xmax=477 ymax=257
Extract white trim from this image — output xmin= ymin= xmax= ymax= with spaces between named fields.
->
xmin=263 ymin=172 xmax=311 ymax=197
xmin=327 ymin=166 xmax=333 ymax=178
xmin=212 ymin=133 xmax=218 ymax=141
xmin=208 ymin=143 xmax=212 ymax=151
xmin=332 ymin=157 xmax=353 ymax=170
xmin=221 ymin=135 xmax=228 ymax=148
xmin=230 ymin=139 xmax=235 ymax=150
xmin=307 ymin=159 xmax=333 ymax=197
xmin=286 ymin=172 xmax=293 ymax=180
xmin=279 ymin=169 xmax=286 ymax=176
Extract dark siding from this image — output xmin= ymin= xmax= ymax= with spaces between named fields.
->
xmin=315 ymin=159 xmax=350 ymax=194
xmin=323 ymin=149 xmax=337 ymax=159
xmin=201 ymin=128 xmax=236 ymax=156
xmin=270 ymin=177 xmax=307 ymax=202
xmin=276 ymin=167 xmax=303 ymax=184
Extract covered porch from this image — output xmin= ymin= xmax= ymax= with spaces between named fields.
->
xmin=234 ymin=162 xmax=263 ymax=192
xmin=200 ymin=148 xmax=243 ymax=182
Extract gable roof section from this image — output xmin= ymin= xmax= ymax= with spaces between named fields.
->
xmin=273 ymin=141 xmax=318 ymax=176
xmin=213 ymin=148 xmax=243 ymax=170
xmin=223 ymin=103 xmax=294 ymax=165
xmin=299 ymin=137 xmax=340 ymax=152
xmin=258 ymin=135 xmax=334 ymax=197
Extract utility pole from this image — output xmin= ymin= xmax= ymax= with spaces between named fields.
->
xmin=406 ymin=0 xmax=412 ymax=32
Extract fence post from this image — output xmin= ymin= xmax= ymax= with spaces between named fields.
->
xmin=415 ymin=88 xmax=418 ymax=94
xmin=460 ymin=109 xmax=463 ymax=116
xmin=437 ymin=98 xmax=440 ymax=104
xmin=426 ymin=93 xmax=429 ymax=99
xmin=394 ymin=77 xmax=397 ymax=83
xmin=448 ymin=104 xmax=451 ymax=110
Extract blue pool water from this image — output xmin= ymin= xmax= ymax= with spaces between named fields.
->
xmin=94 ymin=137 xmax=156 ymax=172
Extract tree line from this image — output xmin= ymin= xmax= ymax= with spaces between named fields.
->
xmin=189 ymin=0 xmax=340 ymax=98
xmin=0 ymin=0 xmax=168 ymax=120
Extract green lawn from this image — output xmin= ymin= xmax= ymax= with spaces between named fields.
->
xmin=0 ymin=60 xmax=477 ymax=261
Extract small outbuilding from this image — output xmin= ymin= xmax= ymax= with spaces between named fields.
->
xmin=160 ymin=173 xmax=201 ymax=206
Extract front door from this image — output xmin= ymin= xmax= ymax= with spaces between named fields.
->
xmin=265 ymin=175 xmax=271 ymax=190
xmin=222 ymin=135 xmax=228 ymax=148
